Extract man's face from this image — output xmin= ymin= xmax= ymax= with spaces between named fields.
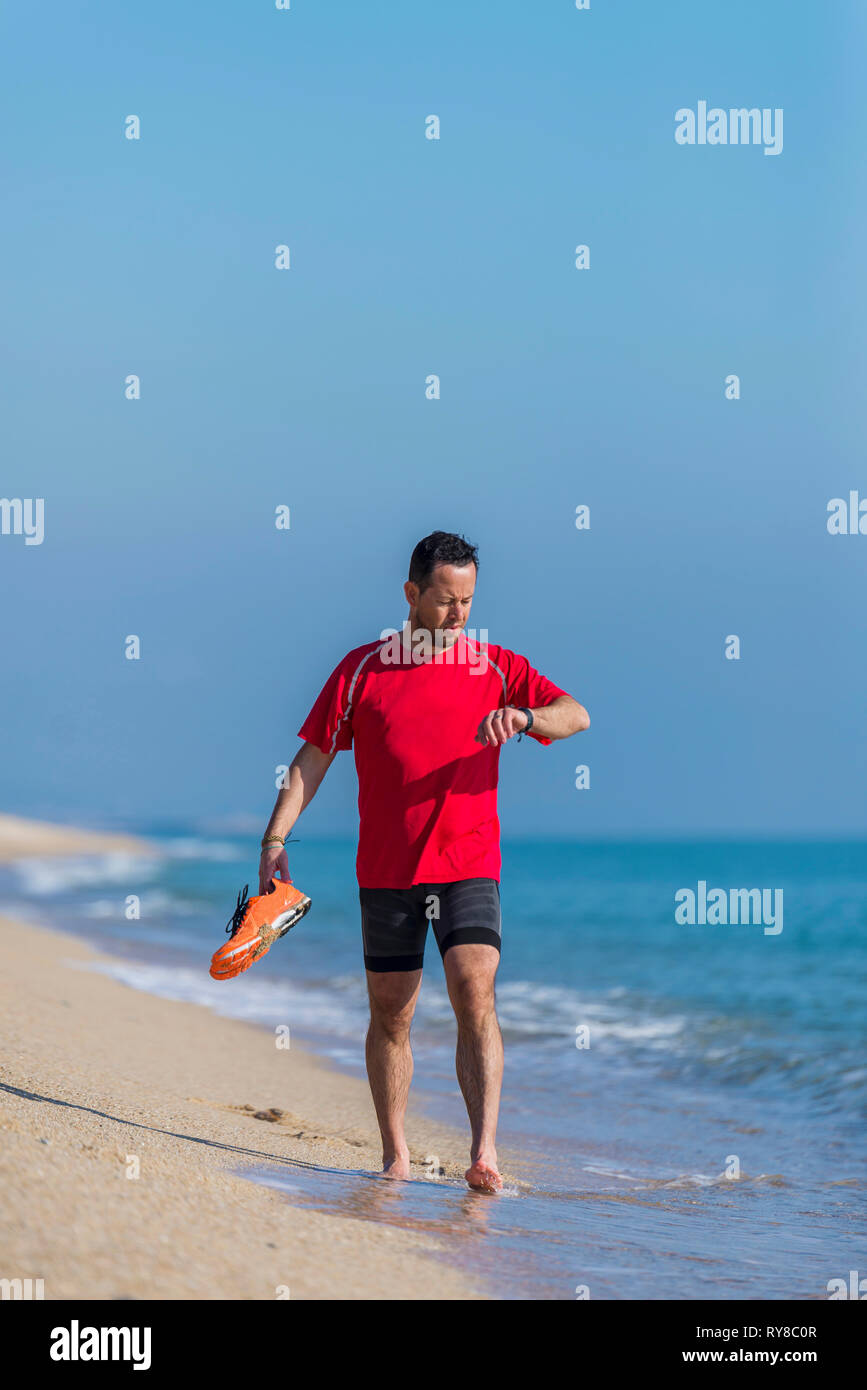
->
xmin=405 ymin=563 xmax=476 ymax=647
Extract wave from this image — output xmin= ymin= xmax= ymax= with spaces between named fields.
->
xmin=157 ymin=838 xmax=245 ymax=862
xmin=10 ymin=852 xmax=160 ymax=896
xmin=78 ymin=958 xmax=370 ymax=1037
xmin=413 ymin=977 xmax=688 ymax=1046
xmin=78 ymin=890 xmax=201 ymax=919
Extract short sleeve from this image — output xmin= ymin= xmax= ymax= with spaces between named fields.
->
xmin=298 ymin=655 xmax=358 ymax=755
xmin=504 ymin=651 xmax=569 ymax=746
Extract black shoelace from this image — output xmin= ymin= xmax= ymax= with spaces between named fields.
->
xmin=225 ymin=885 xmax=250 ymax=938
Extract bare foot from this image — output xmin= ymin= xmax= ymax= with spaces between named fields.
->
xmin=465 ymin=1158 xmax=502 ymax=1193
xmin=380 ymin=1153 xmax=411 ymax=1181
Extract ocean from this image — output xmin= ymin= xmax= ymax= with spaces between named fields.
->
xmin=3 ymin=832 xmax=865 ymax=1300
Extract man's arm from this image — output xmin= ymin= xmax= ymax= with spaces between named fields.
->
xmin=475 ymin=694 xmax=589 ymax=747
xmin=259 ymin=740 xmax=338 ymax=892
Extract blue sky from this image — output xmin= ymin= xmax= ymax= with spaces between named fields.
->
xmin=2 ymin=1 xmax=865 ymax=836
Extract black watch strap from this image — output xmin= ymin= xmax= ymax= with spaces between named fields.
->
xmin=517 ymin=706 xmax=533 ymax=740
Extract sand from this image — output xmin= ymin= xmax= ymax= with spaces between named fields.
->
xmin=0 ymin=816 xmax=494 ymax=1300
xmin=0 ymin=813 xmax=154 ymax=861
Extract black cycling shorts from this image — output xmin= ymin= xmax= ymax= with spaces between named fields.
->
xmin=359 ymin=877 xmax=501 ymax=973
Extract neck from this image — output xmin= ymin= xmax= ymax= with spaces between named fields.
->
xmin=402 ymin=619 xmax=462 ymax=657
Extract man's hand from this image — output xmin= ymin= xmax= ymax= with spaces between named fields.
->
xmin=475 ymin=705 xmax=529 ymax=747
xmin=259 ymin=844 xmax=290 ymax=895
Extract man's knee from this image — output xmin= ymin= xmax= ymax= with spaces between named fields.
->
xmin=445 ymin=965 xmax=497 ymax=1025
xmin=367 ymin=970 xmax=421 ymax=1038
xmin=453 ymin=989 xmax=496 ymax=1028
xmin=369 ymin=1001 xmax=415 ymax=1039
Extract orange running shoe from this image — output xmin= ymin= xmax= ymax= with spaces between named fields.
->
xmin=209 ymin=878 xmax=311 ymax=981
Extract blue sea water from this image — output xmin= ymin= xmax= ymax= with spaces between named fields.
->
xmin=2 ymin=832 xmax=865 ymax=1300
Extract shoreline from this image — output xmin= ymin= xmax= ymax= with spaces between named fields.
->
xmin=0 ymin=912 xmax=494 ymax=1299
xmin=0 ymin=814 xmax=517 ymax=1299
xmin=3 ymin=815 xmax=863 ymax=1299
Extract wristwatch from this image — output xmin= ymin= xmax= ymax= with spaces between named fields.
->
xmin=517 ymin=707 xmax=533 ymax=741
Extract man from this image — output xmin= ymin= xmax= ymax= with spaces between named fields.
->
xmin=258 ymin=532 xmax=588 ymax=1192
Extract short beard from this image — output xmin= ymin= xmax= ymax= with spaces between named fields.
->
xmin=406 ymin=617 xmax=461 ymax=652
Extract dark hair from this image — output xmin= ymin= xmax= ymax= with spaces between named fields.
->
xmin=408 ymin=531 xmax=479 ymax=591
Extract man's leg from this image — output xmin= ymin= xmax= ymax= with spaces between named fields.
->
xmin=359 ymin=885 xmax=428 ymax=1179
xmin=443 ymin=942 xmax=503 ymax=1191
xmin=365 ymin=968 xmax=422 ymax=1179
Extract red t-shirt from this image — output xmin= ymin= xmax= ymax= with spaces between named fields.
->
xmin=298 ymin=631 xmax=568 ymax=888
